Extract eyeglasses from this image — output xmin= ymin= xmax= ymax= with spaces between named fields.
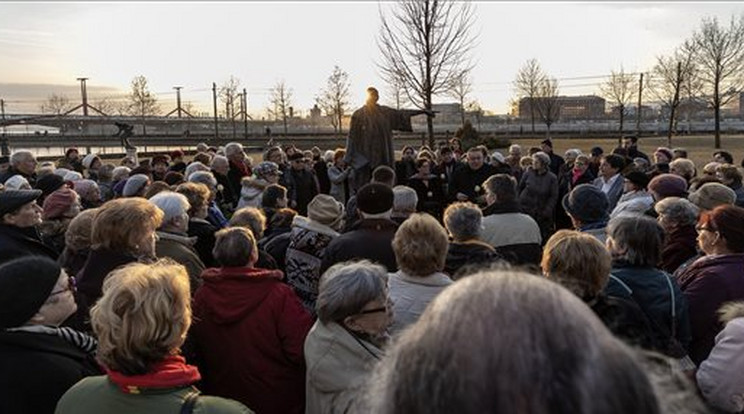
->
xmin=357 ymin=306 xmax=387 ymax=315
xmin=49 ymin=276 xmax=77 ymax=296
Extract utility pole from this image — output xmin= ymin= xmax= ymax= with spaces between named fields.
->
xmin=0 ymin=99 xmax=4 ymax=120
xmin=212 ymin=82 xmax=219 ymax=141
xmin=243 ymin=88 xmax=249 ymax=139
xmin=174 ymin=86 xmax=183 ymax=118
xmin=636 ymin=73 xmax=643 ymax=137
xmin=77 ymin=77 xmax=89 ymax=116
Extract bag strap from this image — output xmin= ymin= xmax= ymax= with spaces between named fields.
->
xmin=662 ymin=271 xmax=677 ymax=339
xmin=180 ymin=390 xmax=201 ymax=414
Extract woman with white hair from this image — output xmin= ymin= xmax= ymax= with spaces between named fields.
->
xmin=305 ymin=260 xmax=391 ymax=414
xmin=148 ymin=191 xmax=205 ymax=294
xmin=655 ymin=197 xmax=699 ymax=274
xmin=518 ymin=151 xmax=559 ymax=242
xmin=390 ymin=185 xmax=418 ymax=225
xmin=56 ymin=260 xmax=251 ymax=413
xmin=443 ymin=202 xmax=502 ymax=278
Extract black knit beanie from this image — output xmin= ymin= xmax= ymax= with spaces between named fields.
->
xmin=0 ymin=257 xmax=61 ymax=329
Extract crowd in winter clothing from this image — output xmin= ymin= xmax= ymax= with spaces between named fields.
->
xmin=2 ymin=136 xmax=744 ymax=413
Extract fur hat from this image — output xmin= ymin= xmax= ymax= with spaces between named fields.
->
xmin=562 ymin=184 xmax=609 ymax=224
xmin=688 ymin=183 xmax=736 ymax=211
xmin=81 ymin=153 xmax=100 ymax=170
xmin=35 ymin=173 xmax=66 ymax=199
xmin=308 ymin=194 xmax=344 ymax=228
xmin=654 ymin=147 xmax=673 ymax=162
xmin=150 ymin=154 xmax=170 ymax=167
xmin=122 ymin=174 xmax=150 ymax=197
xmin=624 ymin=171 xmax=650 ymax=190
xmin=0 ymin=189 xmax=42 ymax=218
xmin=65 ymin=147 xmax=79 ymax=158
xmin=42 ymin=188 xmax=78 ymax=220
xmin=648 ymin=174 xmax=687 ymax=199
xmin=0 ymin=257 xmax=61 ymax=329
xmin=357 ymin=183 xmax=394 ymax=214
xmin=253 ymin=161 xmax=281 ymax=178
xmin=3 ymin=175 xmax=30 ymax=191
xmin=72 ymin=179 xmax=98 ymax=200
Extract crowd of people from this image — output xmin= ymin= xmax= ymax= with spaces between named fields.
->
xmin=1 ymin=135 xmax=744 ymax=413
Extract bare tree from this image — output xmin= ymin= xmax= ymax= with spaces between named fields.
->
xmin=448 ymin=71 xmax=473 ymax=126
xmin=128 ymin=75 xmax=160 ymax=136
xmin=40 ymin=94 xmax=74 ymax=115
xmin=685 ymin=15 xmax=744 ymax=149
xmin=377 ymin=0 xmax=476 ymax=146
xmin=514 ymin=58 xmax=545 ymax=133
xmin=535 ymin=77 xmax=560 ymax=137
xmin=650 ymin=43 xmax=699 ymax=147
xmin=219 ymin=76 xmax=241 ymax=138
xmin=268 ymin=80 xmax=293 ymax=135
xmin=317 ymin=66 xmax=351 ymax=135
xmin=387 ymin=74 xmax=408 ymax=110
xmin=601 ymin=67 xmax=637 ymax=143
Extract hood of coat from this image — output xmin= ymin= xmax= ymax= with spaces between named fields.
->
xmin=720 ymin=302 xmax=744 ymax=324
xmin=241 ymin=177 xmax=269 ymax=191
xmin=196 ymin=266 xmax=285 ymax=324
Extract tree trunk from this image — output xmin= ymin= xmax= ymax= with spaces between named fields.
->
xmin=618 ymin=105 xmax=624 ymax=146
xmin=667 ymin=105 xmax=676 ymax=148
xmin=714 ymin=74 xmax=721 ymax=149
xmin=530 ymin=101 xmax=536 ymax=134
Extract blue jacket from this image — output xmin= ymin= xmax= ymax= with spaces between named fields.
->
xmin=604 ymin=263 xmax=691 ymax=352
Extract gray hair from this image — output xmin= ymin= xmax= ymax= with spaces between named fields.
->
xmin=196 ymin=142 xmax=209 ymax=153
xmin=392 ymin=185 xmax=418 ymax=214
xmin=148 ymin=191 xmax=190 ymax=224
xmin=112 ymin=166 xmax=131 ymax=182
xmin=443 ymin=202 xmax=482 ymax=242
xmin=229 ymin=207 xmax=266 ymax=239
xmin=10 ymin=150 xmax=34 ymax=167
xmin=210 ymin=155 xmax=229 ymax=170
xmin=607 ymin=215 xmax=664 ymax=267
xmin=184 ymin=162 xmax=209 ymax=179
xmin=63 ymin=171 xmax=83 ymax=182
xmin=224 ymin=142 xmax=244 ymax=158
xmin=361 ymin=270 xmax=662 ymax=413
xmin=565 ymin=148 xmax=582 ymax=159
xmin=654 ymin=197 xmax=699 ymax=227
xmin=98 ymin=163 xmax=116 ymax=181
xmin=508 ymin=144 xmax=522 ymax=154
xmin=532 ymin=151 xmax=551 ymax=168
xmin=188 ymin=171 xmax=218 ymax=189
xmin=316 ymin=260 xmax=387 ymax=324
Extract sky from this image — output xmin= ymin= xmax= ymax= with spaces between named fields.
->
xmin=1 ymin=1 xmax=743 ymax=117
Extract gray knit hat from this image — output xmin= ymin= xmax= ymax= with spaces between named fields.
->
xmin=122 ymin=174 xmax=150 ymax=197
xmin=688 ymin=183 xmax=736 ymax=211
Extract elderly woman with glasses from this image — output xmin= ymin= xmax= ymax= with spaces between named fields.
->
xmin=56 ymin=260 xmax=251 ymax=414
xmin=676 ymin=204 xmax=744 ymax=365
xmin=0 ymin=256 xmax=99 ymax=413
xmin=305 ymin=260 xmax=391 ymax=414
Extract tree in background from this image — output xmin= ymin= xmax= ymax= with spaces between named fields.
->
xmin=316 ymin=66 xmax=351 ymax=135
xmin=514 ymin=58 xmax=545 ymax=134
xmin=127 ymin=75 xmax=160 ymax=136
xmin=268 ymin=80 xmax=293 ymax=135
xmin=650 ymin=43 xmax=700 ymax=147
xmin=387 ymin=74 xmax=408 ymax=110
xmin=40 ymin=94 xmax=74 ymax=115
xmin=448 ymin=71 xmax=473 ymax=127
xmin=220 ymin=76 xmax=241 ymax=138
xmin=601 ymin=67 xmax=636 ymax=143
xmin=535 ymin=77 xmax=560 ymax=137
xmin=685 ymin=15 xmax=744 ymax=149
xmin=377 ymin=0 xmax=476 ymax=146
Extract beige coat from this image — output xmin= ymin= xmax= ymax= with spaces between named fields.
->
xmin=304 ymin=321 xmax=382 ymax=414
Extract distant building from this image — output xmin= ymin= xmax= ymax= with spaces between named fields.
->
xmin=518 ymin=95 xmax=606 ymax=121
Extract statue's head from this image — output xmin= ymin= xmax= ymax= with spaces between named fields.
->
xmin=366 ymin=87 xmax=379 ymax=106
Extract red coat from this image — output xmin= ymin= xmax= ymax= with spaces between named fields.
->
xmin=191 ymin=266 xmax=312 ymax=414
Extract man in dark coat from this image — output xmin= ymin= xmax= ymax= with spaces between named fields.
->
xmin=344 ymin=87 xmax=431 ymax=192
xmin=540 ymin=139 xmax=565 ymax=176
xmin=0 ymin=189 xmax=58 ymax=265
xmin=321 ymin=183 xmax=398 ymax=274
xmin=448 ymin=147 xmax=496 ymax=206
xmin=286 ymin=153 xmax=319 ymax=216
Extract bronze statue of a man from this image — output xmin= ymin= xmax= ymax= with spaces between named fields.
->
xmin=344 ymin=87 xmax=431 ymax=192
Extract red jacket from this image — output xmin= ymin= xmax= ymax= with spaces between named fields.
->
xmin=191 ymin=266 xmax=312 ymax=414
